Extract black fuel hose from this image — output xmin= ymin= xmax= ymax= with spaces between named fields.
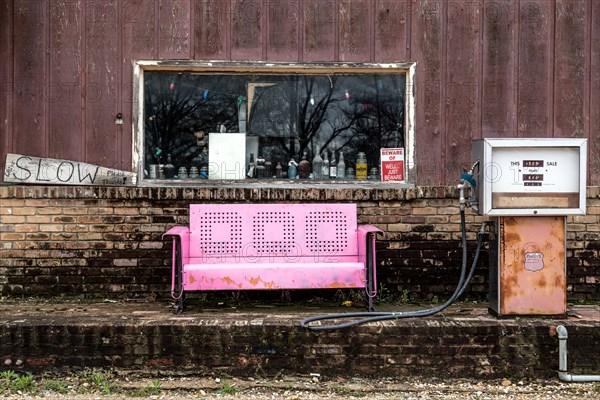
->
xmin=300 ymin=209 xmax=485 ymax=330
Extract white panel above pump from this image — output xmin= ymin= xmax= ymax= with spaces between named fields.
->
xmin=471 ymin=138 xmax=587 ymax=216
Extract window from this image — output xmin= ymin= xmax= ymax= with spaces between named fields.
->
xmin=133 ymin=62 xmax=415 ymax=184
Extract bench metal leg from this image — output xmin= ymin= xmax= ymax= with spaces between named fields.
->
xmin=176 ymin=292 xmax=185 ymax=314
xmin=366 ymin=232 xmax=376 ymax=312
xmin=173 ymin=239 xmax=185 ymax=314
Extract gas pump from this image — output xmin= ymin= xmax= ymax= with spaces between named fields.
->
xmin=471 ymin=138 xmax=587 ymax=318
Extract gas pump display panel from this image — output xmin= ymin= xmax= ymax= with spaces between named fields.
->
xmin=473 ymin=138 xmax=587 ymax=216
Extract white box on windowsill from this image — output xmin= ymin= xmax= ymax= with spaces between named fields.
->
xmin=208 ymin=133 xmax=246 ymax=180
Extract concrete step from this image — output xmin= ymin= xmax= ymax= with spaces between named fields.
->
xmin=1 ymin=301 xmax=599 ymax=379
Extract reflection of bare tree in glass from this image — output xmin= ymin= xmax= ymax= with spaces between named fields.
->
xmin=250 ymin=76 xmax=367 ymax=162
xmin=333 ymin=76 xmax=404 ymax=165
xmin=144 ymin=73 xmax=239 ymax=169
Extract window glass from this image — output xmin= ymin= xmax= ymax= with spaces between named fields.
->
xmin=143 ymin=71 xmax=405 ymax=181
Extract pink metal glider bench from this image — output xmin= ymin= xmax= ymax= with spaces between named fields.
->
xmin=163 ymin=203 xmax=383 ymax=312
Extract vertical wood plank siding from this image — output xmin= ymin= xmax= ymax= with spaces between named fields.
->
xmin=592 ymin=1 xmax=600 ymax=181
xmin=1 ymin=0 xmax=598 ymax=185
xmin=12 ymin=0 xmax=47 ymax=158
xmin=482 ymin=0 xmax=517 ymax=138
xmin=48 ymin=0 xmax=83 ymax=162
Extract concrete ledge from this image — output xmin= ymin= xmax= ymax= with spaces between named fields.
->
xmin=1 ymin=302 xmax=598 ymax=379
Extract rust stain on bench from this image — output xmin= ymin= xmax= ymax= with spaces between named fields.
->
xmin=164 ymin=204 xmax=383 ymax=312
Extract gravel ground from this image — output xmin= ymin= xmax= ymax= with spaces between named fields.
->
xmin=2 ymin=374 xmax=599 ymax=399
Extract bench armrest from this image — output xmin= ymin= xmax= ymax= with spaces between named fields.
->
xmin=163 ymin=226 xmax=190 ymax=262
xmin=357 ymin=225 xmax=384 ymax=300
xmin=163 ymin=226 xmax=190 ymax=300
xmin=163 ymin=226 xmax=190 ymax=239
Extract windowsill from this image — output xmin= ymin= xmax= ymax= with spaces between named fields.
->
xmin=136 ymin=179 xmax=415 ymax=189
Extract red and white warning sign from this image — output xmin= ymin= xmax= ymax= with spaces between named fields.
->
xmin=380 ymin=148 xmax=405 ymax=182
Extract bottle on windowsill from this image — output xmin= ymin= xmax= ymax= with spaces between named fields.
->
xmin=298 ymin=152 xmax=311 ymax=179
xmin=329 ymin=151 xmax=337 ymax=179
xmin=247 ymin=153 xmax=256 ymax=178
xmin=312 ymin=152 xmax=323 ymax=179
xmin=355 ymin=152 xmax=368 ymax=179
xmin=336 ymin=151 xmax=346 ymax=179
xmin=322 ymin=152 xmax=330 ymax=180
xmin=288 ymin=157 xmax=298 ymax=179
xmin=164 ymin=154 xmax=175 ymax=179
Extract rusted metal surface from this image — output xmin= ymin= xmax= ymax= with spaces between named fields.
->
xmin=1 ymin=0 xmax=599 ymax=185
xmin=498 ymin=216 xmax=566 ymax=316
xmin=183 ymin=263 xmax=365 ymax=291
xmin=164 ymin=203 xmax=382 ymax=294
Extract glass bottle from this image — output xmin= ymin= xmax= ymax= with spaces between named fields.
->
xmin=275 ymin=162 xmax=283 ymax=178
xmin=255 ymin=156 xmax=266 ymax=179
xmin=369 ymin=166 xmax=380 ymax=180
xmin=355 ymin=152 xmax=368 ymax=179
xmin=322 ymin=152 xmax=330 ymax=179
xmin=312 ymin=152 xmax=323 ymax=179
xmin=346 ymin=167 xmax=355 ymax=179
xmin=238 ymin=98 xmax=247 ymax=133
xmin=164 ymin=154 xmax=175 ymax=179
xmin=264 ymin=159 xmax=273 ymax=178
xmin=288 ymin=157 xmax=298 ymax=179
xmin=329 ymin=152 xmax=337 ymax=179
xmin=247 ymin=153 xmax=256 ymax=178
xmin=298 ymin=152 xmax=311 ymax=179
xmin=336 ymin=151 xmax=346 ymax=179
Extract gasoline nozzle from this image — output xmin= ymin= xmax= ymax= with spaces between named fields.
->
xmin=457 ymin=160 xmax=480 ymax=211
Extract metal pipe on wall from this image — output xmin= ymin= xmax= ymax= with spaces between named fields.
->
xmin=556 ymin=325 xmax=600 ymax=382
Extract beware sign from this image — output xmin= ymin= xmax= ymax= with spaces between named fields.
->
xmin=380 ymin=148 xmax=405 ymax=182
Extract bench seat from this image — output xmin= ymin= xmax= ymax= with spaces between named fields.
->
xmin=182 ymin=262 xmax=366 ymax=291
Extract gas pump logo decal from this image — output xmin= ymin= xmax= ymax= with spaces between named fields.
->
xmin=523 ymin=242 xmax=544 ymax=272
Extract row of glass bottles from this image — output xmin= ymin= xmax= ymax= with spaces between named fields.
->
xmin=246 ymin=151 xmax=379 ymax=180
xmin=152 ymin=152 xmax=379 ymax=180
xmin=149 ymin=154 xmax=209 ymax=179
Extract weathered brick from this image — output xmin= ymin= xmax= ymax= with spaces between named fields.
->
xmin=39 ymin=224 xmax=64 ymax=232
xmin=11 ymin=207 xmax=36 ymax=215
xmin=0 ymin=185 xmax=598 ymax=301
xmin=1 ymin=215 xmax=26 ymax=224
xmin=411 ymin=207 xmax=438 ymax=215
xmin=37 ymin=207 xmax=63 ymax=215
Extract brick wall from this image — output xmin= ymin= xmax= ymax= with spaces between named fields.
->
xmin=0 ymin=185 xmax=598 ymax=301
xmin=1 ymin=304 xmax=599 ymax=379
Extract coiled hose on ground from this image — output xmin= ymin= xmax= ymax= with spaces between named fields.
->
xmin=300 ymin=209 xmax=486 ymax=331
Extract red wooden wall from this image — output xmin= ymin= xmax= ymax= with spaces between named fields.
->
xmin=1 ymin=0 xmax=599 ymax=186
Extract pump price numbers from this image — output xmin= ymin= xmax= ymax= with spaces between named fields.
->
xmin=523 ymin=174 xmax=543 ymax=181
xmin=523 ymin=160 xmax=544 ymax=168
xmin=522 ymin=162 xmax=545 ymax=186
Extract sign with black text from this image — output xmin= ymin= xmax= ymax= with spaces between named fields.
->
xmin=4 ymin=154 xmax=137 ymax=186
